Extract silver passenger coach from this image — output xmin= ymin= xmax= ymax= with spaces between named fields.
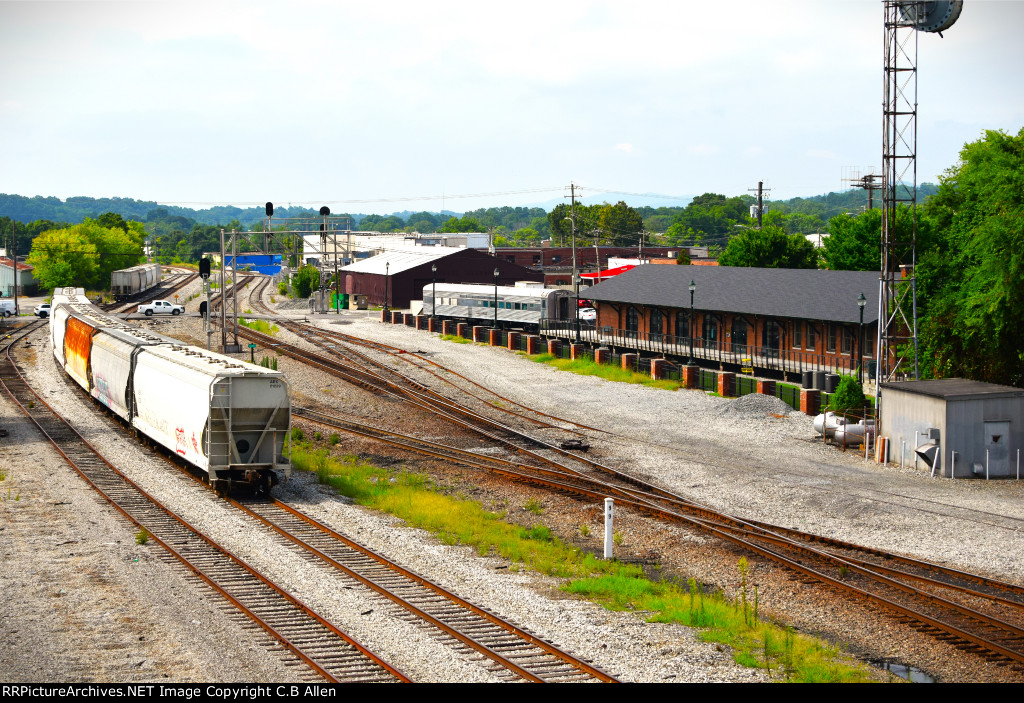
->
xmin=422 ymin=282 xmax=572 ymax=331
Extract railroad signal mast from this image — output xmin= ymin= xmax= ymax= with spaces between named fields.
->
xmin=877 ymin=1 xmax=962 ymax=396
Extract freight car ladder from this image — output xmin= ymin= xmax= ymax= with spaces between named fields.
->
xmin=207 ymin=377 xmax=234 ymax=487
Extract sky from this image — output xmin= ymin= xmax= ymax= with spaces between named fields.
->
xmin=1 ymin=0 xmax=1022 ymax=214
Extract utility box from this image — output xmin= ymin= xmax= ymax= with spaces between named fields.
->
xmin=350 ymin=294 xmax=368 ymax=310
xmin=879 ymin=379 xmax=1024 ymax=478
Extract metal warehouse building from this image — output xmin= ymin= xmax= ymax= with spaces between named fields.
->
xmin=339 ymin=246 xmax=543 ymax=309
xmin=880 ymin=379 xmax=1024 ymax=478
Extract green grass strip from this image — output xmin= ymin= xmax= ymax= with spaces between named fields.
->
xmin=288 ymin=442 xmax=875 ymax=682
xmin=525 ymin=353 xmax=682 ymax=390
xmin=238 ymin=317 xmax=280 ymax=336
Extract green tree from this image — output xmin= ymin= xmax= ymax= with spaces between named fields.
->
xmin=292 ymin=264 xmax=320 ymax=298
xmin=438 ymin=216 xmax=485 ymax=233
xmin=27 ymin=227 xmax=98 ymax=289
xmin=718 ymin=225 xmax=818 ymax=269
xmin=96 ymin=211 xmax=129 ymax=233
xmin=820 ymin=209 xmax=882 ymax=271
xmin=918 ymin=127 xmax=1024 ymax=385
xmin=596 ymin=201 xmax=644 ymax=246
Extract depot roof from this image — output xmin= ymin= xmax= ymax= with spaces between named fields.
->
xmin=582 ymin=264 xmax=881 ymax=324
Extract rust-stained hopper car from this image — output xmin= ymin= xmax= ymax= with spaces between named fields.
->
xmin=49 ymin=287 xmax=290 ymax=492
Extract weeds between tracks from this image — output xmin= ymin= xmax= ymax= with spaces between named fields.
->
xmin=286 ymin=439 xmax=875 ymax=682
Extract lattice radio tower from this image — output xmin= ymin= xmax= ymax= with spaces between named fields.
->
xmin=877 ymin=1 xmax=961 ymax=391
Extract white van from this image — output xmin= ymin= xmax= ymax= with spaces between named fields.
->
xmin=0 ymin=300 xmax=16 ymax=317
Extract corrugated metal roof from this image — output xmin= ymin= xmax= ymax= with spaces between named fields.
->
xmin=0 ymin=257 xmax=33 ymax=272
xmin=340 ymin=246 xmax=465 ymax=276
xmin=582 ymin=265 xmax=880 ymax=324
xmin=880 ymin=379 xmax=1024 ymax=399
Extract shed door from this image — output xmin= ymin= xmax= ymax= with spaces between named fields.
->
xmin=984 ymin=421 xmax=1010 ymax=475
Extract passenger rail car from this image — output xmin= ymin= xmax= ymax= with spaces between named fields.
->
xmin=422 ymin=283 xmax=572 ymax=331
xmin=111 ymin=263 xmax=162 ymax=300
xmin=50 ymin=287 xmax=290 ymax=492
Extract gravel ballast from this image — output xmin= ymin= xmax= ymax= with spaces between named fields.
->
xmin=5 ymin=288 xmax=1024 ymax=683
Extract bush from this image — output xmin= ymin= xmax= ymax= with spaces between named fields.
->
xmin=828 ymin=374 xmax=866 ymax=412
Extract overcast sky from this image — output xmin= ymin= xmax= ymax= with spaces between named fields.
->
xmin=1 ymin=0 xmax=1021 ymax=214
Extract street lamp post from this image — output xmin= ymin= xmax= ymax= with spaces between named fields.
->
xmin=431 ymin=263 xmax=437 ymax=321
xmin=858 ymin=292 xmax=867 ymax=384
xmin=493 ymin=267 xmax=500 ymax=328
xmin=384 ymin=262 xmax=390 ymax=314
xmin=689 ymin=279 xmax=696 ymax=365
xmin=563 ymin=215 xmax=580 ymax=342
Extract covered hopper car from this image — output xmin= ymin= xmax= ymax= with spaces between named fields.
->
xmin=422 ymin=283 xmax=573 ymax=331
xmin=50 ymin=287 xmax=290 ymax=492
xmin=111 ymin=263 xmax=162 ymax=300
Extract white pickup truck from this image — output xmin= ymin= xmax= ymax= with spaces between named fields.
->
xmin=138 ymin=300 xmax=185 ymax=316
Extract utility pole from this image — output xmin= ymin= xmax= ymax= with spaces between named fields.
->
xmin=565 ymin=183 xmax=580 ymax=342
xmin=748 ymin=181 xmax=770 ymax=229
xmin=219 ymin=228 xmax=227 ymax=352
xmin=11 ymin=221 xmax=18 ymax=316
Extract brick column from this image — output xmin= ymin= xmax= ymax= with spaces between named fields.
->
xmin=651 ymin=358 xmax=666 ymax=380
xmin=622 ymin=353 xmax=638 ymax=371
xmin=526 ymin=335 xmax=541 ymax=355
xmin=390 ymin=310 xmax=403 ymax=324
xmin=489 ymin=328 xmax=502 ymax=346
xmin=380 ymin=309 xmax=390 ymax=323
xmin=717 ymin=371 xmax=735 ymax=397
xmin=594 ymin=347 xmax=611 ymax=365
xmin=682 ymin=364 xmax=700 ymax=389
xmin=507 ymin=331 xmax=520 ymax=351
xmin=456 ymin=322 xmax=469 ymax=339
xmin=415 ymin=315 xmax=427 ymax=330
xmin=442 ymin=320 xmax=456 ymax=336
xmin=473 ymin=325 xmax=488 ymax=342
xmin=757 ymin=379 xmax=776 ymax=396
xmin=403 ymin=313 xmax=415 ymax=326
xmin=547 ymin=339 xmax=561 ymax=355
xmin=570 ymin=343 xmax=586 ymax=360
xmin=427 ymin=317 xmax=439 ymax=333
xmin=800 ymin=389 xmax=821 ymax=416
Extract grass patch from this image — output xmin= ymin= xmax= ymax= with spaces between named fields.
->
xmin=527 ymin=353 xmax=682 ymax=391
xmin=288 ymin=441 xmax=875 ymax=682
xmin=238 ymin=318 xmax=280 ymax=336
xmin=440 ymin=334 xmax=471 ymax=344
xmin=565 ymin=564 xmax=873 ymax=682
xmin=289 ymin=442 xmax=637 ymax=580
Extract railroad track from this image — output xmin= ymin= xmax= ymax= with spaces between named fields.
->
xmin=9 ymin=316 xmax=616 ymax=683
xmin=231 ymin=496 xmax=617 ymax=682
xmin=0 ymin=323 xmax=408 ymax=683
xmin=233 ymin=287 xmax=1024 ymax=671
xmin=102 ymin=272 xmax=199 ymax=314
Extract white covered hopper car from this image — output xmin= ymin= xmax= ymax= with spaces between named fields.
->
xmin=50 ymin=287 xmax=290 ymax=492
xmin=111 ymin=263 xmax=162 ymax=300
xmin=422 ymin=283 xmax=572 ymax=331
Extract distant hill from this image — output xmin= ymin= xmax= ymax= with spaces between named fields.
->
xmin=0 ymin=184 xmax=939 ymax=230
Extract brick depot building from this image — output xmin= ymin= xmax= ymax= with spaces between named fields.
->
xmin=569 ymin=264 xmax=880 ymax=380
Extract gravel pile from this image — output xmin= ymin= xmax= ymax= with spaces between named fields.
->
xmin=718 ymin=392 xmax=794 ymax=417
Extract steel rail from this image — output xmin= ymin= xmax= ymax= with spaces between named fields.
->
xmin=227 ymin=295 xmax=1024 ymax=667
xmin=231 ymin=497 xmax=618 ymax=683
xmin=271 ymin=322 xmax=1024 ymax=611
xmin=1 ymin=329 xmax=409 ymax=683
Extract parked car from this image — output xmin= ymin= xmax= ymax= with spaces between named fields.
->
xmin=578 ymin=307 xmax=597 ymax=322
xmin=34 ymin=303 xmax=50 ymax=318
xmin=137 ymin=300 xmax=184 ymax=316
xmin=1 ymin=300 xmax=16 ymax=317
